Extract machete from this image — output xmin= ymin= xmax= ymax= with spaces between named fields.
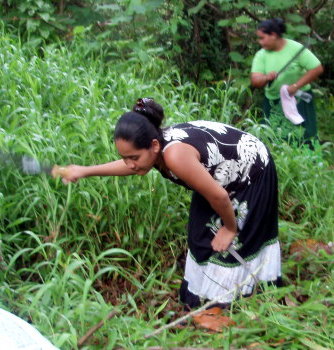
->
xmin=268 ymin=39 xmax=310 ymax=87
xmin=227 ymin=244 xmax=259 ymax=284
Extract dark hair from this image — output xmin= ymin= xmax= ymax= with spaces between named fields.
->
xmin=258 ymin=18 xmax=286 ymax=37
xmin=114 ymin=98 xmax=165 ymax=149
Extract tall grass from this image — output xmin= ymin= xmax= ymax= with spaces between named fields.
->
xmin=0 ymin=30 xmax=333 ymax=349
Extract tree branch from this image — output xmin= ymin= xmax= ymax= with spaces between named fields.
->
xmin=144 ymin=265 xmax=263 ymax=340
xmin=205 ymin=3 xmax=224 ymax=17
xmin=77 ymin=310 xmax=119 ymax=348
xmin=312 ymin=30 xmax=326 ymax=42
xmin=313 ymin=0 xmax=328 ymax=15
xmin=305 ymin=0 xmax=328 ymax=23
xmin=242 ymin=7 xmax=261 ymax=22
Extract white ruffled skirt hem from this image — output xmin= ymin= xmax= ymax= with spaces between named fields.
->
xmin=184 ymin=241 xmax=282 ymax=303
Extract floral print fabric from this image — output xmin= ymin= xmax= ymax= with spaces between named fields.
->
xmin=162 ymin=121 xmax=269 ymax=191
xmin=158 ymin=121 xmax=280 ymax=306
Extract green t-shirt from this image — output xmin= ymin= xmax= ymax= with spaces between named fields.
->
xmin=251 ymin=39 xmax=321 ymax=100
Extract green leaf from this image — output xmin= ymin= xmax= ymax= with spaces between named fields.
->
xmin=96 ymin=248 xmax=135 ymax=262
xmin=96 ymin=4 xmax=121 ymax=11
xmin=171 ymin=20 xmax=178 ymax=35
xmin=26 ymin=19 xmax=39 ymax=32
xmin=173 ymin=44 xmax=182 ymax=53
xmin=48 ymin=19 xmax=66 ymax=31
xmin=73 ymin=26 xmax=86 ymax=35
xmin=234 ymin=0 xmax=250 ymax=8
xmin=294 ymin=25 xmax=311 ymax=34
xmin=36 ymin=0 xmax=45 ymax=9
xmin=200 ymin=69 xmax=214 ymax=81
xmin=128 ymin=0 xmax=146 ymax=15
xmin=229 ymin=51 xmax=244 ymax=63
xmin=145 ymin=0 xmax=164 ymax=11
xmin=18 ymin=3 xmax=29 ymax=12
xmin=188 ymin=0 xmax=207 ymax=15
xmin=138 ymin=50 xmax=149 ymax=62
xmin=39 ymin=12 xmax=51 ymax=22
xmin=218 ymin=19 xmax=232 ymax=27
xmin=6 ymin=217 xmax=31 ymax=229
xmin=286 ymin=13 xmax=303 ymax=23
xmin=153 ymin=298 xmax=170 ymax=317
xmin=127 ymin=293 xmax=139 ymax=313
xmin=39 ymin=27 xmax=50 ymax=39
xmin=235 ymin=15 xmax=251 ymax=24
xmin=109 ymin=15 xmax=132 ymax=25
xmin=264 ymin=0 xmax=295 ymax=10
xmin=24 ymin=37 xmax=42 ymax=47
xmin=137 ymin=225 xmax=144 ymax=241
xmin=299 ymin=338 xmax=330 ymax=350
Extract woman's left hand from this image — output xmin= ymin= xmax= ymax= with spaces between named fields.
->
xmin=287 ymin=84 xmax=299 ymax=96
xmin=211 ymin=227 xmax=237 ymax=252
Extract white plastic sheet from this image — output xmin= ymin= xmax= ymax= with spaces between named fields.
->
xmin=0 ymin=308 xmax=58 ymax=350
xmin=279 ymin=85 xmax=304 ymax=125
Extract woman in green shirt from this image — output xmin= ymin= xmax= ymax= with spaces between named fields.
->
xmin=251 ymin=18 xmax=323 ymax=142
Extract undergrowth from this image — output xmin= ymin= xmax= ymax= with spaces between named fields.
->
xmin=0 ymin=31 xmax=333 ymax=349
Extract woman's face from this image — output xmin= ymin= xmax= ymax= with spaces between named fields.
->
xmin=116 ymin=138 xmax=160 ymax=175
xmin=256 ymin=30 xmax=279 ymax=50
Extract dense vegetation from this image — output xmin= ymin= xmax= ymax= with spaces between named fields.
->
xmin=0 ymin=1 xmax=333 ymax=349
xmin=0 ymin=0 xmax=333 ymax=86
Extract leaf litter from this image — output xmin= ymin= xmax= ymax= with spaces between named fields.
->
xmin=193 ymin=306 xmax=236 ymax=332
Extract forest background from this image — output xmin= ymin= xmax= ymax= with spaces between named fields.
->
xmin=0 ymin=1 xmax=333 ymax=349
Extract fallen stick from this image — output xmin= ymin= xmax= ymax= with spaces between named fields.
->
xmin=147 ymin=348 xmax=226 ymax=350
xmin=77 ymin=310 xmax=119 ymax=348
xmin=116 ymin=347 xmax=225 ymax=350
xmin=144 ymin=299 xmax=220 ymax=339
xmin=144 ymin=264 xmax=263 ymax=340
xmin=79 ymin=265 xmax=263 ymax=347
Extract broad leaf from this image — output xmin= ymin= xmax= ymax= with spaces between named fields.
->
xmin=229 ymin=51 xmax=244 ymax=63
xmin=188 ymin=0 xmax=207 ymax=15
xmin=235 ymin=15 xmax=251 ymax=24
xmin=193 ymin=307 xmax=235 ymax=332
xmin=218 ymin=19 xmax=232 ymax=27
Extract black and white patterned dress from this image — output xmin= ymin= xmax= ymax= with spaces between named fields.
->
xmin=158 ymin=120 xmax=281 ymax=308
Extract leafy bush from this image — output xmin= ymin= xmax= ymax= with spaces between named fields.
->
xmin=0 ymin=0 xmax=333 ymax=87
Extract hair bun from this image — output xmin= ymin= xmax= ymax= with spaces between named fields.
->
xmin=274 ymin=18 xmax=286 ymax=34
xmin=132 ymin=98 xmax=164 ymax=129
xmin=258 ymin=17 xmax=286 ymax=36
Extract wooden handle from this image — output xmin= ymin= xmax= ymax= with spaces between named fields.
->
xmin=51 ymin=165 xmax=69 ymax=178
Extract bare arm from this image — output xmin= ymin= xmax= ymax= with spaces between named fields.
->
xmin=251 ymin=71 xmax=278 ymax=88
xmin=287 ymin=64 xmax=324 ymax=95
xmin=164 ymin=143 xmax=237 ymax=251
xmin=251 ymin=64 xmax=323 ymax=92
xmin=61 ymin=159 xmax=136 ymax=182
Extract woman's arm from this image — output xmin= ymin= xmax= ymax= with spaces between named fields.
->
xmin=251 ymin=71 xmax=278 ymax=88
xmin=164 ymin=143 xmax=237 ymax=252
xmin=60 ymin=159 xmax=137 ymax=182
xmin=287 ymin=64 xmax=324 ymax=95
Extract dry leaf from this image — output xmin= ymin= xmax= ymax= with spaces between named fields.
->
xmin=248 ymin=339 xmax=285 ymax=349
xmin=193 ymin=307 xmax=235 ymax=332
xmin=284 ymin=296 xmax=297 ymax=307
xmin=248 ymin=343 xmax=263 ymax=349
xmin=289 ymin=239 xmax=333 ymax=258
xmin=87 ymin=213 xmax=101 ymax=221
xmin=268 ymin=338 xmax=286 ymax=347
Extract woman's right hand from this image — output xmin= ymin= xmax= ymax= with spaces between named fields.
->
xmin=211 ymin=227 xmax=237 ymax=252
xmin=52 ymin=164 xmax=87 ymax=184
xmin=265 ymin=71 xmax=278 ymax=82
xmin=251 ymin=71 xmax=278 ymax=88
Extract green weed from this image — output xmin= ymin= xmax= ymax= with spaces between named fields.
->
xmin=0 ymin=31 xmax=333 ymax=349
